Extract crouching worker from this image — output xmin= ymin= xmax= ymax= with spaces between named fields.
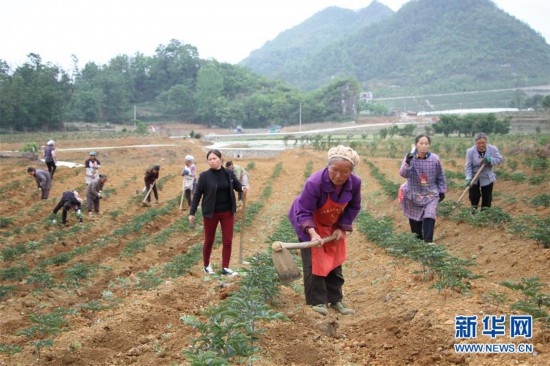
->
xmin=27 ymin=167 xmax=52 ymax=200
xmin=53 ymin=191 xmax=83 ymax=225
xmin=86 ymin=174 xmax=107 ymax=217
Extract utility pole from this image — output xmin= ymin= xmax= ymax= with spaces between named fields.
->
xmin=299 ymin=102 xmax=302 ymax=132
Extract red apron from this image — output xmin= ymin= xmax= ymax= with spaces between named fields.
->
xmin=311 ymin=194 xmax=348 ymax=277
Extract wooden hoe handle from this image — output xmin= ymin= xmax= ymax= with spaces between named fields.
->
xmin=272 ymin=233 xmax=338 ymax=252
xmin=456 ymin=163 xmax=486 ymax=204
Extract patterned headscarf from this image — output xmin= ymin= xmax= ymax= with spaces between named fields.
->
xmin=328 ymin=145 xmax=360 ymax=167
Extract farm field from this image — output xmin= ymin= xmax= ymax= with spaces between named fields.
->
xmin=0 ymin=130 xmax=549 ymax=365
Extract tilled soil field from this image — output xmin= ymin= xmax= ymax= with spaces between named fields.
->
xmin=0 ymin=133 xmax=549 ymax=365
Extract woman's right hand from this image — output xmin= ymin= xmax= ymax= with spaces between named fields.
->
xmin=188 ymin=215 xmax=195 ymax=224
xmin=307 ymin=228 xmax=323 ymax=247
xmin=405 ymin=153 xmax=414 ymax=165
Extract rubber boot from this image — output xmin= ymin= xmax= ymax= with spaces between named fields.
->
xmin=311 ymin=304 xmax=329 ymax=316
xmin=331 ymin=301 xmax=355 ymax=315
xmin=422 ymin=218 xmax=435 ymax=243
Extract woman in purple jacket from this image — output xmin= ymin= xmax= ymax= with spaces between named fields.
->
xmin=399 ymin=134 xmax=447 ymax=243
xmin=288 ymin=145 xmax=361 ymax=316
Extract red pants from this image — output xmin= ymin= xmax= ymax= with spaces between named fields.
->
xmin=202 ymin=211 xmax=234 ymax=268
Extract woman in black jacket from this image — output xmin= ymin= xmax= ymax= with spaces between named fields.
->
xmin=189 ymin=149 xmax=248 ymax=276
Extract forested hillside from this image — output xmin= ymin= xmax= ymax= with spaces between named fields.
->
xmin=0 ymin=41 xmax=359 ymax=132
xmin=2 ymin=0 xmax=550 ymax=132
xmin=240 ymin=1 xmax=393 ymax=80
xmin=242 ymin=0 xmax=550 ymax=92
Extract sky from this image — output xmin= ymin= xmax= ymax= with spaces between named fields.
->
xmin=2 ymin=0 xmax=549 ymax=72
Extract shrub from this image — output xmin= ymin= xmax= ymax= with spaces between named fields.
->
xmin=0 ymin=343 xmax=22 ymax=355
xmin=0 ymin=265 xmax=29 ymax=281
xmin=529 ymin=194 xmax=550 ymax=208
xmin=507 ymin=160 xmax=518 ymax=170
xmin=135 ymin=120 xmax=147 ymax=135
xmin=0 ymin=217 xmax=14 ymax=228
xmin=63 ymin=263 xmax=98 ymax=286
xmin=1 ymin=243 xmax=27 ymax=261
xmin=20 ymin=142 xmax=39 ymax=153
xmin=0 ymin=285 xmax=17 ymax=300
xmin=470 ymin=207 xmax=512 ymax=227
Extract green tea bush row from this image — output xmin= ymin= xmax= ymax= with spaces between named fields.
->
xmin=500 ymin=277 xmax=549 ymax=332
xmin=356 ymin=211 xmax=479 ymax=294
xmin=438 ymin=202 xmax=548 ymax=248
xmin=509 ymin=215 xmax=550 ymax=248
xmin=181 ymin=161 xmax=310 ymax=364
xmin=16 ymin=307 xmax=76 ymax=362
xmin=121 ymin=201 xmax=186 ymax=256
xmin=181 ymin=253 xmax=287 ymax=365
xmin=365 ymin=161 xmax=400 ymax=200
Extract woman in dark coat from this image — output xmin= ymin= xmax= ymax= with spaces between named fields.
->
xmin=189 ymin=150 xmax=247 ymax=276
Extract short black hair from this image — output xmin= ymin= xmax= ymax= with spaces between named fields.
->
xmin=206 ymin=149 xmax=222 ymax=160
xmin=415 ymin=134 xmax=431 ymax=144
xmin=27 ymin=167 xmax=35 ymax=173
xmin=225 ymin=161 xmax=233 ymax=168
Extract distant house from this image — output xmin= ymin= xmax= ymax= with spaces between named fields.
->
xmin=359 ymin=91 xmax=374 ymax=103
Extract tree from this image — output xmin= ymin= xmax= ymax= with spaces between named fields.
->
xmin=156 ymin=84 xmax=196 ymax=120
xmin=0 ymin=54 xmax=70 ymax=131
xmin=150 ymin=39 xmax=200 ymax=96
xmin=432 ymin=114 xmax=458 ymax=137
xmin=195 ymin=64 xmax=224 ymax=126
xmin=542 ymin=96 xmax=550 ymax=110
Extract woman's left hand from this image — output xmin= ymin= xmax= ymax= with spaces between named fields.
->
xmin=333 ymin=229 xmax=344 ymax=240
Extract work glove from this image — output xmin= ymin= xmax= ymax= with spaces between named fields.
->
xmin=405 ymin=153 xmax=414 ymax=166
xmin=98 ymin=193 xmax=102 ymax=199
xmin=465 ymin=179 xmax=472 ymax=187
xmin=439 ymin=193 xmax=445 ymax=202
xmin=483 ymin=156 xmax=492 ymax=164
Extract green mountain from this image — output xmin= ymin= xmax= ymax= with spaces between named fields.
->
xmin=242 ymin=0 xmax=550 ymax=93
xmin=240 ymin=1 xmax=394 ymax=81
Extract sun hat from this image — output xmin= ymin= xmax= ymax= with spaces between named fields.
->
xmin=185 ymin=155 xmax=194 ymax=162
xmin=47 ymin=140 xmax=54 ymax=146
xmin=89 ymin=151 xmax=97 ymax=156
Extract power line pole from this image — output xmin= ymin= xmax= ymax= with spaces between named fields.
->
xmin=299 ymin=102 xmax=302 ymax=132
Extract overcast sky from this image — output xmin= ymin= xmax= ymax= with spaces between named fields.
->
xmin=2 ymin=0 xmax=549 ymax=72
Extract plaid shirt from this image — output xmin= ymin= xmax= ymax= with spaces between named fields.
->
xmin=399 ymin=152 xmax=446 ymax=221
